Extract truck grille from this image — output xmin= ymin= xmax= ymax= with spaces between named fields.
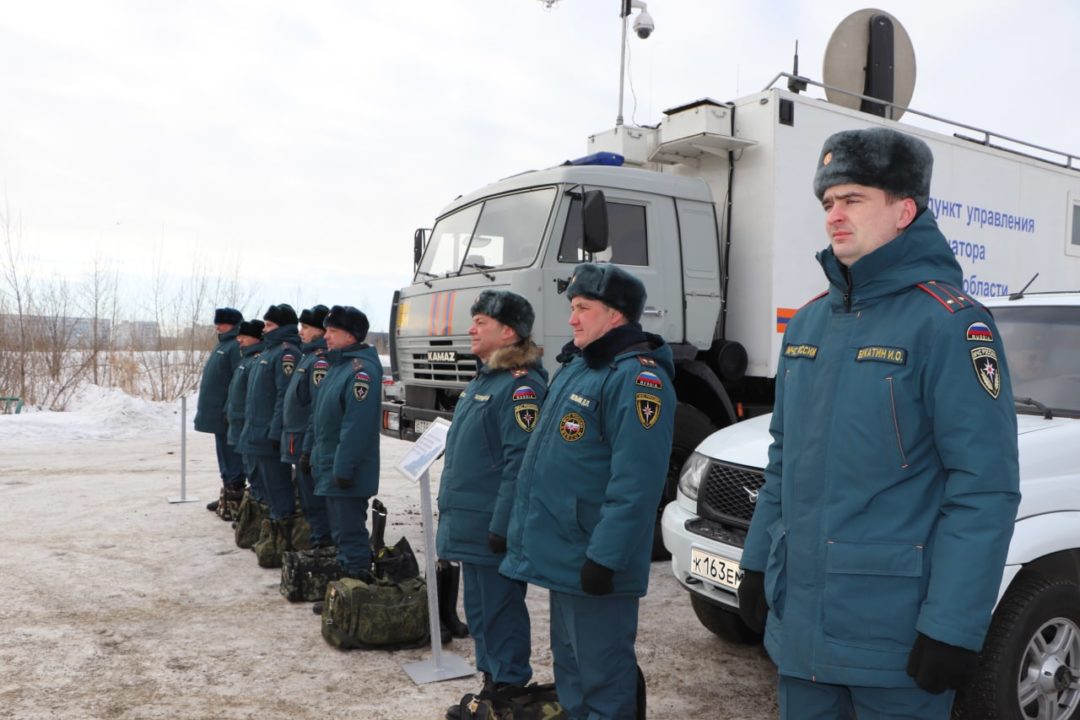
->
xmin=397 ymin=338 xmax=477 ymax=386
xmin=697 ymin=462 xmax=766 ymax=529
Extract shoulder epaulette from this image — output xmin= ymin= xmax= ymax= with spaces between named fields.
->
xmin=510 ymin=368 xmax=528 ymax=378
xmin=916 ymin=281 xmax=976 ymax=313
xmin=802 ymin=290 xmax=829 ymax=309
xmin=351 ymin=358 xmax=365 ymax=371
xmin=636 ymin=355 xmax=658 ymax=368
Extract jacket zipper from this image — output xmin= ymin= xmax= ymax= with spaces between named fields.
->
xmin=886 ymin=377 xmax=909 ymax=468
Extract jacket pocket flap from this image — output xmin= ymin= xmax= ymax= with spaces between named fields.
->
xmin=825 ymin=540 xmax=922 ymax=577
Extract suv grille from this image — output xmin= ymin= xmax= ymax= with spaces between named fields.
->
xmin=697 ymin=462 xmax=766 ymax=529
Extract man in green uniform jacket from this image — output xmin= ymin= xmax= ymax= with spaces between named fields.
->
xmin=738 ymin=128 xmax=1021 ymax=719
xmin=502 ymin=264 xmax=676 ymax=719
xmin=311 ymin=305 xmax=381 ymax=580
xmin=195 ymin=307 xmax=243 ymax=512
xmin=437 ymin=290 xmax=547 ymax=714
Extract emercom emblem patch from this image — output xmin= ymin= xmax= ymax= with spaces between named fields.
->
xmin=636 ymin=393 xmax=661 ymax=429
xmin=559 ymin=412 xmax=585 ymax=442
xmin=353 ymin=371 xmax=370 ymax=402
xmin=970 ymin=346 xmax=1001 ymax=399
xmin=514 ymin=403 xmax=538 ymax=432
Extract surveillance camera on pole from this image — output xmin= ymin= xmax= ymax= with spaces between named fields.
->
xmin=617 ymin=0 xmax=654 ymax=125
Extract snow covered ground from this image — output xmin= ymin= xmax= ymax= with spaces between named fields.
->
xmin=0 ymin=388 xmax=776 ymax=719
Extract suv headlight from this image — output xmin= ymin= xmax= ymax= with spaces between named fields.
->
xmin=678 ymin=451 xmax=710 ymax=501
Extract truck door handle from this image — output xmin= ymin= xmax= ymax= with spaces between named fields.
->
xmin=642 ymin=307 xmax=667 ymax=317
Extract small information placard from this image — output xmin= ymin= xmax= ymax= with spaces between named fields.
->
xmin=395 ymin=417 xmax=451 ymax=482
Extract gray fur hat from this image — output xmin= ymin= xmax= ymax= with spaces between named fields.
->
xmin=263 ymin=303 xmax=298 ymax=327
xmin=813 ymin=127 xmax=933 ymax=212
xmin=470 ymin=290 xmax=534 ymax=340
xmin=566 ymin=263 xmax=646 ymax=324
xmin=323 ymin=305 xmax=369 ymax=342
xmin=299 ymin=304 xmax=329 ymax=328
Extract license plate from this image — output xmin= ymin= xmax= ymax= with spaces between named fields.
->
xmin=690 ymin=547 xmax=742 ymax=592
xmin=414 ymin=419 xmax=431 ymax=435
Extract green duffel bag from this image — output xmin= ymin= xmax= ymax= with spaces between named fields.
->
xmin=254 ymin=519 xmax=291 ymax=568
xmin=290 ymin=514 xmax=313 ymax=551
xmin=280 ymin=548 xmax=342 ymax=602
xmin=321 ymin=576 xmax=429 ymax=650
xmin=233 ymin=494 xmax=266 ymax=549
xmin=455 ymin=683 xmax=567 ymax=720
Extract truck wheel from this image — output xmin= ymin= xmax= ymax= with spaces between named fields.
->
xmin=954 ymin=574 xmax=1080 ymax=720
xmin=653 ymin=403 xmax=716 ymax=561
xmin=690 ymin=592 xmax=762 ymax=645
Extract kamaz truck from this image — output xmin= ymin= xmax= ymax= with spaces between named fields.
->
xmin=382 ymin=17 xmax=1080 ymax=558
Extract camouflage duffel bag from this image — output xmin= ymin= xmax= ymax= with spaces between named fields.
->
xmin=254 ymin=519 xmax=292 ymax=569
xmin=290 ymin=514 xmax=313 ymax=551
xmin=321 ymin=576 xmax=429 ymax=650
xmin=373 ymin=536 xmax=420 ymax=584
xmin=215 ymin=486 xmax=244 ymax=522
xmin=455 ymin=683 xmax=566 ymax=720
xmin=233 ymin=494 xmax=265 ymax=549
xmin=280 ymin=548 xmax=342 ymax=602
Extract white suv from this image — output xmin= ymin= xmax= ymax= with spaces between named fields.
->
xmin=661 ymin=292 xmax=1080 ymax=720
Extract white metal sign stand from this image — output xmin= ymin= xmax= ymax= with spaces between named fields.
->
xmin=169 ymin=395 xmax=199 ymax=504
xmin=397 ymin=418 xmax=474 ymax=684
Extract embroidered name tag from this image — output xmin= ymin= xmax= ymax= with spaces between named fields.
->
xmin=569 ymin=393 xmax=593 ymax=409
xmin=473 ymin=394 xmax=491 ymax=402
xmin=855 ymin=346 xmax=907 ymax=365
xmin=784 ymin=344 xmax=818 ymax=359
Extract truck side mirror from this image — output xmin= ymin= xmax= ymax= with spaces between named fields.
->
xmin=413 ymin=228 xmax=428 ymax=268
xmin=582 ymin=190 xmax=609 ymax=255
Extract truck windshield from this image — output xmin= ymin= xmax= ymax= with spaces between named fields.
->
xmin=417 ymin=187 xmax=556 ymax=279
xmin=995 ymin=305 xmax=1080 ymax=416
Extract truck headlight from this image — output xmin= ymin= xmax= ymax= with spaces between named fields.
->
xmin=678 ymin=451 xmax=710 ymax=501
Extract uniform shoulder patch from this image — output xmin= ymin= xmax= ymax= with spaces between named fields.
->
xmin=635 ymin=393 xmax=662 ymax=429
xmin=971 ymin=346 xmax=1001 ymax=399
xmin=353 ymin=371 xmax=371 ymax=402
xmin=559 ymin=412 xmax=585 ymax=442
xmin=916 ymin=281 xmax=976 ymax=313
xmin=635 ymin=370 xmax=663 ymax=390
xmin=281 ymin=353 xmax=296 ymax=376
xmin=312 ymin=358 xmax=329 ymax=387
xmin=514 ymin=403 xmax=539 ymax=432
xmin=966 ymin=321 xmax=994 ymax=342
xmin=512 ymin=385 xmax=537 ymax=401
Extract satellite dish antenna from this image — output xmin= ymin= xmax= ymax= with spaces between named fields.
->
xmin=823 ymin=8 xmax=915 ymax=120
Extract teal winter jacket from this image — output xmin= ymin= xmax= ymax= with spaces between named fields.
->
xmin=310 ymin=343 xmax=382 ymax=498
xmin=237 ymin=324 xmax=301 ymax=458
xmin=437 ymin=341 xmax=548 ymax=566
xmin=280 ymin=337 xmax=327 ymax=463
xmin=194 ymin=326 xmax=240 ymax=434
xmin=501 ymin=325 xmax=676 ymax=597
xmin=741 ymin=210 xmax=1021 ymax=687
xmin=226 ymin=341 xmax=264 ymax=447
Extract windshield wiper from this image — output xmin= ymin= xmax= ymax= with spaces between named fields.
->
xmin=1015 ymin=396 xmax=1053 ymax=420
xmin=461 ymin=262 xmax=496 ymax=281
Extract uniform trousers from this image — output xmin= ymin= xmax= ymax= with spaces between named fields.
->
xmin=462 ymin=563 xmax=532 ymax=686
xmin=214 ymin=432 xmax=245 ymax=488
xmin=243 ymin=454 xmax=263 ymax=502
xmin=549 ymin=590 xmax=639 ymax=720
xmin=256 ymin=456 xmax=295 ymax=520
xmin=778 ymin=674 xmax=954 ymax=719
xmin=323 ymin=495 xmax=371 ymax=577
xmin=293 ymin=464 xmax=331 ymax=545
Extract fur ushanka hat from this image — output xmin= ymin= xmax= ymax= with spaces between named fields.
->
xmin=565 ymin=263 xmax=646 ymax=324
xmin=813 ymin=127 xmax=933 ymax=213
xmin=469 ymin=290 xmax=535 ymax=340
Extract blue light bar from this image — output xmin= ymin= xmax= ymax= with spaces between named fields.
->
xmin=567 ymin=152 xmax=625 ymax=167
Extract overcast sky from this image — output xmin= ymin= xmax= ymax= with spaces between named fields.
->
xmin=1 ymin=0 xmax=1077 ymax=330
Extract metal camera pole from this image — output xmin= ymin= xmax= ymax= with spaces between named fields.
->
xmin=169 ymin=395 xmax=198 ymax=504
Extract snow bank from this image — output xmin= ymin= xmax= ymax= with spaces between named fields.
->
xmin=0 ymin=384 xmax=181 ymax=444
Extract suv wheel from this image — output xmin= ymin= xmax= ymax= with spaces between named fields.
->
xmin=689 ymin=592 xmax=762 ymax=645
xmin=955 ymin=574 xmax=1080 ymax=720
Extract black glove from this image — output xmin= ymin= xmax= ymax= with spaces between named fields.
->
xmin=298 ymin=454 xmax=311 ymax=476
xmin=906 ymin=632 xmax=978 ymax=694
xmin=487 ymin=533 xmax=507 ymax=555
xmin=334 ymin=475 xmax=353 ymax=490
xmin=270 ymin=439 xmax=281 ymax=452
xmin=736 ymin=569 xmax=768 ymax=634
xmin=580 ymin=558 xmax=615 ymax=596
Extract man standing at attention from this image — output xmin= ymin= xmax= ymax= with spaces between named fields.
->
xmin=438 ymin=290 xmax=547 ymax=715
xmin=502 ymin=264 xmax=675 ymax=719
xmin=311 ymin=305 xmax=381 ymax=582
xmin=737 ymin=127 xmax=1021 ymax=719
xmin=195 ymin=307 xmax=243 ymax=515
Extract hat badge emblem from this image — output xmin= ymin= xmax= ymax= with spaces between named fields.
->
xmin=822 ymin=151 xmax=832 ymax=166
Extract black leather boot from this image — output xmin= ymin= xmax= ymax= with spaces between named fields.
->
xmin=437 ymin=560 xmax=470 ymax=639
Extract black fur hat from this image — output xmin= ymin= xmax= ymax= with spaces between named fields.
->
xmin=469 ymin=290 xmax=535 ymax=339
xmin=213 ymin=307 xmax=243 ymax=325
xmin=237 ymin=319 xmax=265 ymax=340
xmin=299 ymin=304 xmax=330 ymax=328
xmin=813 ymin=127 xmax=933 ymax=212
xmin=323 ymin=305 xmax=369 ymax=343
xmin=263 ymin=303 xmax=298 ymax=327
xmin=566 ymin=263 xmax=646 ymax=323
